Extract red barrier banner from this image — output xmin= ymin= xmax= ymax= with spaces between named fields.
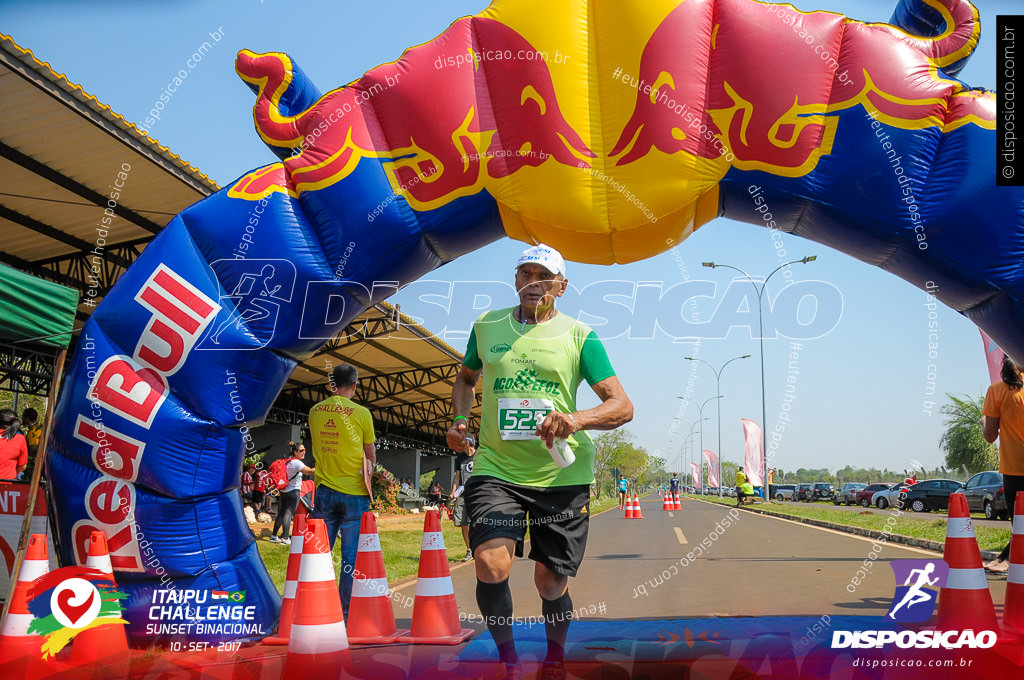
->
xmin=0 ymin=481 xmax=56 ymax=600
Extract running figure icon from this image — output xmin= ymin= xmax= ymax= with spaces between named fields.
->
xmin=207 ymin=263 xmax=291 ymax=346
xmin=888 ymin=563 xmax=939 ymax=619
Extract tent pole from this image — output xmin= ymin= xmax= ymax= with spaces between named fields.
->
xmin=0 ymin=347 xmax=67 ymax=630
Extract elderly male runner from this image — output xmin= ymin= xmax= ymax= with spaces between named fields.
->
xmin=448 ymin=244 xmax=633 ymax=680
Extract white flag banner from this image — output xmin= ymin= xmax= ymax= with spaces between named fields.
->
xmin=741 ymin=418 xmax=764 ymax=487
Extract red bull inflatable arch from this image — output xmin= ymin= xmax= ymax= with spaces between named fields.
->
xmin=47 ymin=0 xmax=1015 ymax=643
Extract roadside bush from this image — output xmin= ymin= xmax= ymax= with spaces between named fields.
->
xmin=371 ymin=466 xmax=407 ymax=515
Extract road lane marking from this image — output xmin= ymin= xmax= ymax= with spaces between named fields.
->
xmin=674 ymin=527 xmax=688 ymax=544
xmin=668 ymin=512 xmax=674 ymax=518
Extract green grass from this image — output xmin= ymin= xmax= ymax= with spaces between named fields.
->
xmin=255 ymin=494 xmax=620 ymax=594
xmin=254 ymin=516 xmax=468 ymax=595
xmin=689 ymin=494 xmax=1011 ymax=551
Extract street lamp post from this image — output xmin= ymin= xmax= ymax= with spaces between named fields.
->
xmin=679 ymin=395 xmax=722 ymax=493
xmin=702 ymin=256 xmax=817 ymax=495
xmin=684 ymin=355 xmax=750 ymax=497
xmin=684 ymin=418 xmax=705 ymax=490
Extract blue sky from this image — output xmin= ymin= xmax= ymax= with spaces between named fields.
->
xmin=1 ymin=0 xmax=1012 ymax=477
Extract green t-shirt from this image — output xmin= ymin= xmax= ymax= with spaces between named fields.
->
xmin=464 ymin=308 xmax=616 ymax=487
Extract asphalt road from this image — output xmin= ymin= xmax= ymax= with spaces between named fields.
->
xmin=391 ymin=495 xmax=1008 ymax=624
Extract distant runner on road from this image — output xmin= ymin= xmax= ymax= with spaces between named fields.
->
xmin=448 ymin=244 xmax=633 ymax=680
xmin=617 ymin=475 xmax=629 ymax=510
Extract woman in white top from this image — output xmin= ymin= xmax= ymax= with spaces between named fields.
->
xmin=270 ymin=442 xmax=314 ymax=545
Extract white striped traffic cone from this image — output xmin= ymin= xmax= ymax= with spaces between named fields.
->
xmin=70 ymin=531 xmax=130 ymax=663
xmin=284 ymin=519 xmax=351 ymax=676
xmin=632 ymin=494 xmax=644 ymax=519
xmin=396 ymin=511 xmax=473 ymax=644
xmin=0 ymin=534 xmax=53 ymax=667
xmin=1004 ymin=492 xmax=1024 ymax=632
xmin=937 ymin=493 xmax=998 ymax=631
xmin=347 ymin=512 xmax=408 ymax=644
xmin=662 ymin=494 xmax=672 ymax=511
xmin=263 ymin=512 xmax=307 ymax=645
xmin=673 ymin=491 xmax=682 ymax=510
xmin=624 ymin=494 xmax=634 ymax=519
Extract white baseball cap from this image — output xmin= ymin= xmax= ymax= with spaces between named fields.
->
xmin=516 ymin=244 xmax=566 ymax=277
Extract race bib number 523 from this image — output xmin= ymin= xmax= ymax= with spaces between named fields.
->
xmin=497 ymin=398 xmax=555 ymax=440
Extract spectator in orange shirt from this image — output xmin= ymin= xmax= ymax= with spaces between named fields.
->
xmin=0 ymin=410 xmax=28 ymax=480
xmin=982 ymin=356 xmax=1024 ymax=573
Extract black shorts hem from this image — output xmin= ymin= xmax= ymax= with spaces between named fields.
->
xmin=464 ymin=475 xmax=589 ymax=576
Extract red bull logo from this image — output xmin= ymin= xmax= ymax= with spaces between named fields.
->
xmin=227 ymin=0 xmax=996 ymax=258
xmin=231 ymin=18 xmax=593 ymax=209
xmin=612 ymin=0 xmax=994 ymax=176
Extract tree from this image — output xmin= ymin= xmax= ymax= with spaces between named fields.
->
xmin=721 ymin=461 xmax=739 ymax=486
xmin=940 ymin=393 xmax=997 ymax=475
xmin=592 ymin=429 xmax=649 ymax=497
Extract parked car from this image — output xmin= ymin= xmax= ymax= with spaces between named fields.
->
xmin=834 ymin=483 xmax=867 ymax=505
xmin=901 ymin=479 xmax=965 ymax=512
xmin=795 ymin=483 xmax=813 ymax=501
xmin=856 ymin=483 xmax=893 ymax=508
xmin=774 ymin=484 xmax=797 ymax=501
xmin=810 ymin=483 xmax=835 ymax=502
xmin=962 ymin=471 xmax=1009 ymax=520
xmin=871 ymin=483 xmax=908 ymax=510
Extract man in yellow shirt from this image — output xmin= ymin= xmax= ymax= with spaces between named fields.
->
xmin=309 ymin=363 xmax=376 ymax=615
xmin=735 ymin=467 xmax=747 ymax=505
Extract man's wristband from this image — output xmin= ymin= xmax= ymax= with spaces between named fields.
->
xmin=452 ymin=415 xmax=467 ymax=426
xmin=568 ymin=413 xmax=579 ymax=433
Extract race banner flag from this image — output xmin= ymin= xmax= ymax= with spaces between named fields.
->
xmin=703 ymin=450 xmax=719 ymax=488
xmin=741 ymin=418 xmax=764 ymax=487
xmin=980 ymin=328 xmax=1003 ymax=385
xmin=690 ymin=462 xmax=702 ymax=491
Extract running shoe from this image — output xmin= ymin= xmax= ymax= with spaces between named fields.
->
xmin=462 ymin=549 xmax=473 ymax=562
xmin=281 ymin=537 xmax=291 ymax=546
xmin=500 ymin=661 xmax=525 ymax=680
xmin=538 ymin=660 xmax=567 ymax=680
xmin=268 ymin=536 xmax=279 ymax=543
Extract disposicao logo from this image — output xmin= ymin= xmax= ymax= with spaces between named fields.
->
xmin=886 ymin=559 xmax=948 ymax=623
xmin=831 ymin=559 xmax=995 ymax=650
xmin=26 ymin=566 xmax=128 ymax=658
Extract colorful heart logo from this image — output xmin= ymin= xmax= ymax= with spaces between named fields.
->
xmin=55 ymin=584 xmax=96 ymax=627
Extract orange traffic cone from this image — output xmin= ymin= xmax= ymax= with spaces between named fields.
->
xmin=632 ymin=494 xmax=644 ymax=519
xmin=937 ymin=493 xmax=998 ymax=631
xmin=70 ymin=531 xmax=130 ymax=663
xmin=662 ymin=494 xmax=672 ymax=511
xmin=673 ymin=492 xmax=682 ymax=510
xmin=0 ymin=534 xmax=54 ymax=669
xmin=624 ymin=495 xmax=634 ymax=519
xmin=347 ymin=512 xmax=409 ymax=644
xmin=1004 ymin=493 xmax=1024 ymax=632
xmin=285 ymin=518 xmax=351 ymax=675
xmin=396 ymin=511 xmax=473 ymax=644
xmin=264 ymin=512 xmax=307 ymax=645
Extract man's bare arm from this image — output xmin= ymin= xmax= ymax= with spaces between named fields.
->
xmin=537 ymin=375 xmax=633 ymax=447
xmin=447 ymin=365 xmax=481 ymax=451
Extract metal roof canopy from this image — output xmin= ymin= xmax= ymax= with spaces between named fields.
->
xmin=274 ymin=301 xmax=481 ymax=445
xmin=0 ymin=33 xmax=476 ymax=444
xmin=0 ymin=33 xmax=217 ymax=314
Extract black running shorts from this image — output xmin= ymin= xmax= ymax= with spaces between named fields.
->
xmin=464 ymin=475 xmax=591 ymax=577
